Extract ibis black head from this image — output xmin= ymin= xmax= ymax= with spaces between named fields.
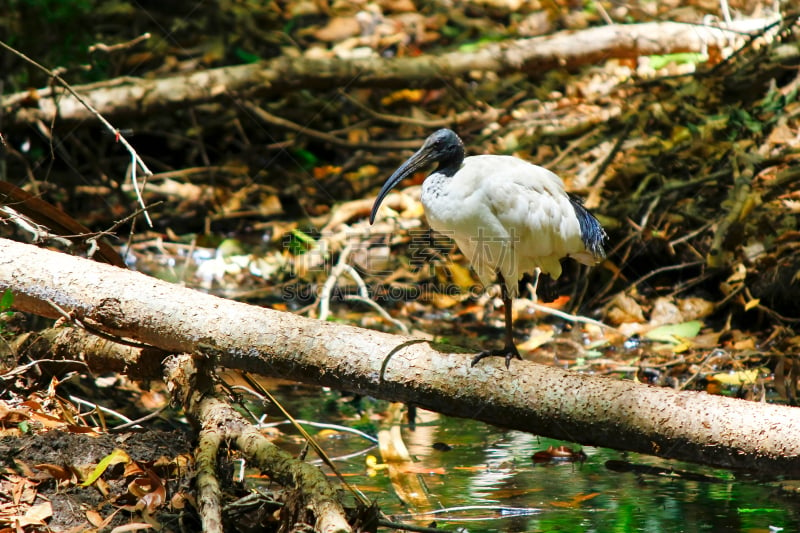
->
xmin=370 ymin=129 xmax=465 ymax=224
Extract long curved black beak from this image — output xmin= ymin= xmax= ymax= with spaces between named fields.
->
xmin=369 ymin=146 xmax=436 ymax=224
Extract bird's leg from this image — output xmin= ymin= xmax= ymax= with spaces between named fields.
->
xmin=530 ymin=267 xmax=541 ymax=305
xmin=499 ymin=287 xmax=522 ymax=365
xmin=471 ymin=274 xmax=523 ymax=369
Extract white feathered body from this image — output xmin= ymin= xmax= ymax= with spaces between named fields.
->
xmin=421 ymin=155 xmax=596 ymax=298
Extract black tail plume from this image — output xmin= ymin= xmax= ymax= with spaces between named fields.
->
xmin=569 ymin=194 xmax=606 ymax=259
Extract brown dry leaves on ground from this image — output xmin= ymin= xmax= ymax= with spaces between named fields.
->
xmin=0 ymin=379 xmax=194 ymax=531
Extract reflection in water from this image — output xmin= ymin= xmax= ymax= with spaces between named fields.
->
xmin=250 ymin=389 xmax=800 ymax=533
xmin=470 ymin=430 xmax=537 ymax=499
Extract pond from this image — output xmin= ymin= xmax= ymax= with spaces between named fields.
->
xmin=250 ymin=385 xmax=800 ymax=533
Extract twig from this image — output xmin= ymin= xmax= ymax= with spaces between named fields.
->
xmin=397 ymin=504 xmax=541 ymax=519
xmin=525 ymin=283 xmax=621 ymax=334
xmin=595 ymin=1 xmax=614 ymax=25
xmin=0 ymin=39 xmax=154 ymax=227
xmin=148 ymin=165 xmax=248 ymax=182
xmin=707 ymin=152 xmax=755 ymax=268
xmin=345 ymin=295 xmax=410 ymax=334
xmin=306 ymin=445 xmax=377 ymax=466
xmin=1 ymin=358 xmax=89 ymax=380
xmin=630 ymin=261 xmax=705 ymax=291
xmin=0 ymin=206 xmax=72 ymax=246
xmin=319 ymin=245 xmax=371 ymax=321
xmin=750 ymin=293 xmax=800 ymax=323
xmin=108 ymin=404 xmax=170 ymax=432
xmin=547 ymin=127 xmax=601 ymax=168
xmin=256 ymin=416 xmax=379 ymax=444
xmin=68 ymin=395 xmax=145 ymax=429
xmin=668 ymin=222 xmax=713 ymax=248
xmin=588 ymin=116 xmax=634 ymax=188
xmin=679 ymin=351 xmax=719 ymax=391
xmin=86 ymin=201 xmax=163 ymax=263
xmin=375 ymin=519 xmax=448 ymax=533
xmin=719 ymin=0 xmax=732 ymax=26
xmin=701 ymin=15 xmax=785 ymax=78
xmin=88 ymin=33 xmax=151 ymax=54
xmin=337 ymin=89 xmax=499 ymax=128
xmin=228 ymin=388 xmax=377 ymax=444
xmin=242 ymin=101 xmax=420 ymax=150
xmin=223 ymin=491 xmax=279 ymax=513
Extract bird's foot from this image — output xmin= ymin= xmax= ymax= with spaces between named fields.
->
xmin=471 ymin=344 xmax=523 ymax=369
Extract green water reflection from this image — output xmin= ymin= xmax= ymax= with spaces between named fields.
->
xmin=255 ymin=388 xmax=799 ymax=533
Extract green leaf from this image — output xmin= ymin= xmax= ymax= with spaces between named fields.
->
xmin=292 ymin=148 xmax=318 ymax=169
xmin=441 ymin=25 xmax=460 ymax=39
xmin=234 ymin=47 xmax=262 ymax=64
xmin=286 ymin=229 xmax=319 ymax=256
xmin=644 ymin=321 xmax=702 ymax=344
xmin=0 ymin=290 xmax=13 ymax=312
xmin=648 ymin=52 xmax=706 ymax=70
xmin=729 ymin=109 xmax=763 ymax=134
xmin=81 ymin=448 xmax=130 ymax=487
xmin=291 ymin=229 xmax=318 ymax=245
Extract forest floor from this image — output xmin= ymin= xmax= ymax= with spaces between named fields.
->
xmin=2 ymin=0 xmax=800 ymax=530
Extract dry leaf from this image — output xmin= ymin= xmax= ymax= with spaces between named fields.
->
xmin=314 ymin=17 xmax=361 ymax=42
xmin=606 ymin=293 xmax=645 ymax=325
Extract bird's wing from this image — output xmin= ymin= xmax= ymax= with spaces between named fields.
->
xmin=473 ymin=156 xmax=587 ymax=281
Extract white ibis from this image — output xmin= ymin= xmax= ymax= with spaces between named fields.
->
xmin=370 ymin=129 xmax=606 ymax=368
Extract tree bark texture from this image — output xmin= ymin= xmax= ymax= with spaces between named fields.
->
xmin=1 ymin=19 xmax=779 ymax=128
xmin=1 ymin=237 xmax=799 ymax=477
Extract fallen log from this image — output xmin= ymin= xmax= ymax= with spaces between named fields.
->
xmin=1 ymin=236 xmax=799 ymax=477
xmin=1 ymin=19 xmax=779 ymax=128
